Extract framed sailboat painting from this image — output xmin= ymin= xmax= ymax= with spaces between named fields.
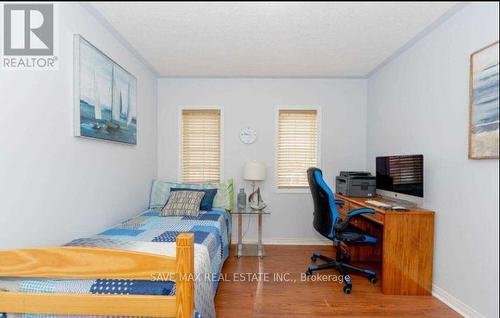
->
xmin=74 ymin=35 xmax=137 ymax=145
xmin=469 ymin=41 xmax=499 ymax=159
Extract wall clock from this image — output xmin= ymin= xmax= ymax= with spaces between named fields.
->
xmin=240 ymin=127 xmax=257 ymax=144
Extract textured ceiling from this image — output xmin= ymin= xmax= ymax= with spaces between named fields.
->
xmin=90 ymin=2 xmax=457 ymax=77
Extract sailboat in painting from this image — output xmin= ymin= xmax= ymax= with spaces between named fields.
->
xmin=104 ymin=86 xmax=120 ymax=132
xmin=91 ymin=70 xmax=104 ymax=129
xmin=122 ymin=83 xmax=134 ymax=128
xmin=127 ymin=84 xmax=133 ymax=126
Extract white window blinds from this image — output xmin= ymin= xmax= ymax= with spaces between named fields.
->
xmin=182 ymin=109 xmax=221 ymax=183
xmin=277 ymin=109 xmax=318 ymax=188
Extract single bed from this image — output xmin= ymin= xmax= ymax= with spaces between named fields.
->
xmin=0 ymin=207 xmax=231 ymax=318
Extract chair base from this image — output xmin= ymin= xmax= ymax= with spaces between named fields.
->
xmin=305 ymin=252 xmax=376 ymax=294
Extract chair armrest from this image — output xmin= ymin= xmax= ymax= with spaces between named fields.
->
xmin=347 ymin=207 xmax=375 ymax=217
xmin=334 ymin=208 xmax=376 ymax=232
xmin=335 ymin=199 xmax=345 ymax=206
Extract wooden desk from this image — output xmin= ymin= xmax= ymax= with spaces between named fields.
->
xmin=336 ymin=194 xmax=434 ymax=296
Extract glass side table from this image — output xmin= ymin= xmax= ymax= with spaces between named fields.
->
xmin=232 ymin=207 xmax=270 ymax=258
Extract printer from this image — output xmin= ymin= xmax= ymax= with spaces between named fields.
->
xmin=335 ymin=171 xmax=376 ymax=197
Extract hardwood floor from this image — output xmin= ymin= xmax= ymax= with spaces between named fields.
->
xmin=215 ymin=245 xmax=460 ymax=318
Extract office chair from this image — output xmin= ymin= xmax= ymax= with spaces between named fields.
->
xmin=305 ymin=167 xmax=377 ymax=294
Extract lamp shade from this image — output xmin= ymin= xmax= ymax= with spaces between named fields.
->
xmin=244 ymin=161 xmax=266 ymax=181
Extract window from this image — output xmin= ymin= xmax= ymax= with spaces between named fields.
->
xmin=181 ymin=109 xmax=221 ymax=183
xmin=277 ymin=109 xmax=318 ymax=189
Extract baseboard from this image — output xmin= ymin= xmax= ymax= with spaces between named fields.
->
xmin=264 ymin=238 xmax=332 ymax=245
xmin=432 ymin=284 xmax=485 ymax=318
xmin=231 ymin=238 xmax=332 ymax=245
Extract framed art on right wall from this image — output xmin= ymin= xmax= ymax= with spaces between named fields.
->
xmin=469 ymin=41 xmax=499 ymax=159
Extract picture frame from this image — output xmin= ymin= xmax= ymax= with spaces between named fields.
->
xmin=73 ymin=34 xmax=138 ymax=145
xmin=468 ymin=41 xmax=499 ymax=159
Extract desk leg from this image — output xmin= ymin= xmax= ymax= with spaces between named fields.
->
xmin=257 ymin=212 xmax=264 ymax=258
xmin=237 ymin=213 xmax=242 ymax=258
xmin=382 ymin=213 xmax=434 ymax=295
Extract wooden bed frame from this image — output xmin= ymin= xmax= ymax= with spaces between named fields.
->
xmin=0 ymin=233 xmax=194 ymax=318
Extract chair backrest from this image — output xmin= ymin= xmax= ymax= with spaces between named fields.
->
xmin=307 ymin=167 xmax=340 ymax=239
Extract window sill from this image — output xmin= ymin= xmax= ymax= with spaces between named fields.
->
xmin=275 ymin=188 xmax=311 ymax=194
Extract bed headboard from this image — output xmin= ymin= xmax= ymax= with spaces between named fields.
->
xmin=150 ymin=178 xmax=234 ymax=211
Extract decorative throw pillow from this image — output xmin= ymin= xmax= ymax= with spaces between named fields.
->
xmin=171 ymin=188 xmax=217 ymax=211
xmin=149 ymin=180 xmax=175 ymax=209
xmin=211 ymin=178 xmax=234 ymax=210
xmin=161 ymin=191 xmax=205 ymax=217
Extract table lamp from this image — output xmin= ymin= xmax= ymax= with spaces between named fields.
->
xmin=244 ymin=160 xmax=266 ymax=190
xmin=244 ymin=161 xmax=267 ymax=209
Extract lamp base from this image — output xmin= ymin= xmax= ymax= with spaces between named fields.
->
xmin=248 ymin=182 xmax=266 ymax=210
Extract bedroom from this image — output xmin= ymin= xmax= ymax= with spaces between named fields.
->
xmin=0 ymin=2 xmax=498 ymax=318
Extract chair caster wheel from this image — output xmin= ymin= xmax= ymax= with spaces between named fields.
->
xmin=311 ymin=256 xmax=317 ymax=262
xmin=343 ymin=286 xmax=352 ymax=294
xmin=369 ymin=276 xmax=376 ymax=284
xmin=305 ymin=269 xmax=313 ymax=277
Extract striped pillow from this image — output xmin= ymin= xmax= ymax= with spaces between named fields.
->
xmin=160 ymin=191 xmax=205 ymax=217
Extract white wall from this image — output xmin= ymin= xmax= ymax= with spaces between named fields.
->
xmin=157 ymin=78 xmax=367 ymax=244
xmin=0 ymin=3 xmax=158 ymax=248
xmin=367 ymin=3 xmax=499 ymax=318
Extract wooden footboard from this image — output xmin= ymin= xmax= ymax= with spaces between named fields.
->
xmin=0 ymin=233 xmax=194 ymax=318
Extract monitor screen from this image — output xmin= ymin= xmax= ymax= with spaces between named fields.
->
xmin=376 ymin=155 xmax=424 ymax=198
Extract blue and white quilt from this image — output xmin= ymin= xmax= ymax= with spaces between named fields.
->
xmin=0 ymin=208 xmax=231 ymax=318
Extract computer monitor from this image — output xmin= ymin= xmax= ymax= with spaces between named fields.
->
xmin=376 ymin=155 xmax=424 ymax=205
